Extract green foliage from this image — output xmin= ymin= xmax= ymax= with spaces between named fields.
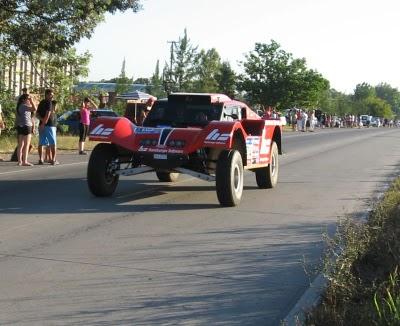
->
xmin=375 ymin=83 xmax=400 ymax=116
xmin=37 ymin=48 xmax=91 ymax=110
xmin=360 ymin=96 xmax=393 ymax=118
xmin=0 ymin=0 xmax=142 ymax=56
xmin=307 ymin=178 xmax=400 ymax=325
xmin=193 ymin=48 xmax=222 ymax=93
xmin=216 ymin=61 xmax=236 ymax=97
xmin=165 ymin=29 xmax=198 ymax=92
xmin=374 ymin=268 xmax=400 ymax=325
xmin=353 ymin=82 xmax=376 ymax=101
xmin=0 ymin=86 xmax=17 ymax=134
xmin=149 ymin=60 xmax=166 ymax=98
xmin=239 ymin=40 xmax=329 ymax=109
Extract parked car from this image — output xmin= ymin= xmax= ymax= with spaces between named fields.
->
xmin=57 ymin=109 xmax=119 ymax=135
xmin=370 ymin=117 xmax=381 ymax=127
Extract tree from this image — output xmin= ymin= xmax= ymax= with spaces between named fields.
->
xmin=361 ymin=96 xmax=393 ymax=118
xmin=166 ymin=29 xmax=198 ymax=92
xmin=375 ymin=83 xmax=400 ymax=115
xmin=193 ymin=48 xmax=222 ymax=93
xmin=216 ymin=61 xmax=237 ymax=98
xmin=353 ymin=82 xmax=376 ymax=101
xmin=149 ymin=60 xmax=166 ymax=98
xmin=134 ymin=77 xmax=150 ymax=85
xmin=239 ymin=40 xmax=329 ymax=109
xmin=41 ymin=48 xmax=91 ymax=109
xmin=0 ymin=0 xmax=142 ymax=56
xmin=0 ymin=48 xmax=91 ymax=133
xmin=115 ymin=58 xmax=132 ymax=95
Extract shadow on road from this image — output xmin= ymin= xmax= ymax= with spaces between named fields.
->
xmin=0 ymin=177 xmax=225 ymax=215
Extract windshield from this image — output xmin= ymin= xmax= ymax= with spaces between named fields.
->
xmin=144 ymin=101 xmax=223 ymax=127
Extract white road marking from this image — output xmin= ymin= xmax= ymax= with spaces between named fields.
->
xmin=0 ymin=162 xmax=87 ymax=176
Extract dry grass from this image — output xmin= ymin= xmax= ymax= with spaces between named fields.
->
xmin=306 ymin=178 xmax=400 ymax=325
xmin=0 ymin=134 xmax=97 ymax=154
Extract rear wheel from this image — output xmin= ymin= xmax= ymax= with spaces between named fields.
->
xmin=216 ymin=150 xmax=244 ymax=207
xmin=87 ymin=143 xmax=119 ymax=196
xmin=255 ymin=141 xmax=279 ymax=188
xmin=156 ymin=171 xmax=180 ymax=182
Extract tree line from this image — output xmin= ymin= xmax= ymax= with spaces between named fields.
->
xmin=1 ymin=1 xmax=399 ymax=133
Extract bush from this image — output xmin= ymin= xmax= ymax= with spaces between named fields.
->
xmin=306 ymin=178 xmax=400 ymax=325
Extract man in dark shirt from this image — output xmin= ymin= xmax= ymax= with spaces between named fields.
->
xmin=37 ymin=89 xmax=58 ymax=165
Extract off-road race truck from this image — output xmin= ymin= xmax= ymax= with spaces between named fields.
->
xmin=87 ymin=93 xmax=283 ymax=207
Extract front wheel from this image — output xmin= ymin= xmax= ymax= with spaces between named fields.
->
xmin=156 ymin=171 xmax=180 ymax=182
xmin=87 ymin=143 xmax=119 ymax=196
xmin=216 ymin=150 xmax=244 ymax=207
xmin=255 ymin=141 xmax=279 ymax=188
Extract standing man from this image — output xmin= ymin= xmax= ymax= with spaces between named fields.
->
xmin=37 ymin=89 xmax=58 ymax=165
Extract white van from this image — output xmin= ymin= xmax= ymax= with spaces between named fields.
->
xmin=360 ymin=115 xmax=372 ymax=126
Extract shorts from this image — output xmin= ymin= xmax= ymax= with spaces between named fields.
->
xmin=39 ymin=126 xmax=57 ymax=146
xmin=79 ymin=123 xmax=89 ymax=142
xmin=17 ymin=125 xmax=33 ymax=136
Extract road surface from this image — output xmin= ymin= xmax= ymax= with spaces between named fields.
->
xmin=0 ymin=127 xmax=399 ymax=325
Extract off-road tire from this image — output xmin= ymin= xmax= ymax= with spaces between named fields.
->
xmin=216 ymin=150 xmax=244 ymax=207
xmin=87 ymin=143 xmax=119 ymax=196
xmin=156 ymin=171 xmax=180 ymax=182
xmin=256 ymin=141 xmax=279 ymax=188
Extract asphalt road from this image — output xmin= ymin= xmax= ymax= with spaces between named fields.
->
xmin=1 ymin=127 xmax=400 ymax=325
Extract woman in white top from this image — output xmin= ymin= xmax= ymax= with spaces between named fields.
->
xmin=16 ymin=94 xmax=36 ymax=166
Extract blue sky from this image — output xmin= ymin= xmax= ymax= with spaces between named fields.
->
xmin=76 ymin=0 xmax=400 ymax=93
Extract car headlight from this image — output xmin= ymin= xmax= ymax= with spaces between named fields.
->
xmin=167 ymin=140 xmax=185 ymax=148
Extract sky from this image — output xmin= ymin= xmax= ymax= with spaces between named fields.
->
xmin=76 ymin=0 xmax=400 ymax=94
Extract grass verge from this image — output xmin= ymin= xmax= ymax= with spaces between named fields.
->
xmin=306 ymin=178 xmax=400 ymax=325
xmin=0 ymin=134 xmax=97 ymax=155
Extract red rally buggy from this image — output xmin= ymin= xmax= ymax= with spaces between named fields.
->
xmin=87 ymin=93 xmax=283 ymax=207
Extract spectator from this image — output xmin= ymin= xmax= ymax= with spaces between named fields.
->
xmin=137 ymin=97 xmax=155 ymax=126
xmin=262 ymin=106 xmax=272 ymax=119
xmin=98 ymin=93 xmax=106 ymax=109
xmin=79 ymin=97 xmax=97 ymax=155
xmin=309 ymin=110 xmax=316 ymax=132
xmin=37 ymin=89 xmax=58 ymax=165
xmin=16 ymin=94 xmax=36 ymax=166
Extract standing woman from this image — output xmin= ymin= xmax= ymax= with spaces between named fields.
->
xmin=79 ymin=97 xmax=97 ymax=155
xmin=16 ymin=94 xmax=36 ymax=166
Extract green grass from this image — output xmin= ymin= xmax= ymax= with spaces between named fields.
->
xmin=0 ymin=134 xmax=97 ymax=154
xmin=306 ymin=178 xmax=400 ymax=325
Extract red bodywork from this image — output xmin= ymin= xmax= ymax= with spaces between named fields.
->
xmin=89 ymin=93 xmax=282 ymax=169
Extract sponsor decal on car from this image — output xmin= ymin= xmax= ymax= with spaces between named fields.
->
xmin=134 ymin=127 xmax=162 ymax=134
xmin=204 ymin=129 xmax=230 ymax=144
xmin=138 ymin=146 xmax=184 ymax=154
xmin=90 ymin=124 xmax=114 ymax=137
xmin=246 ymin=136 xmax=261 ymax=165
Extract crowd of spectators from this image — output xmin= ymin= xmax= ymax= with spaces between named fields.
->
xmin=285 ymin=109 xmax=398 ymax=131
